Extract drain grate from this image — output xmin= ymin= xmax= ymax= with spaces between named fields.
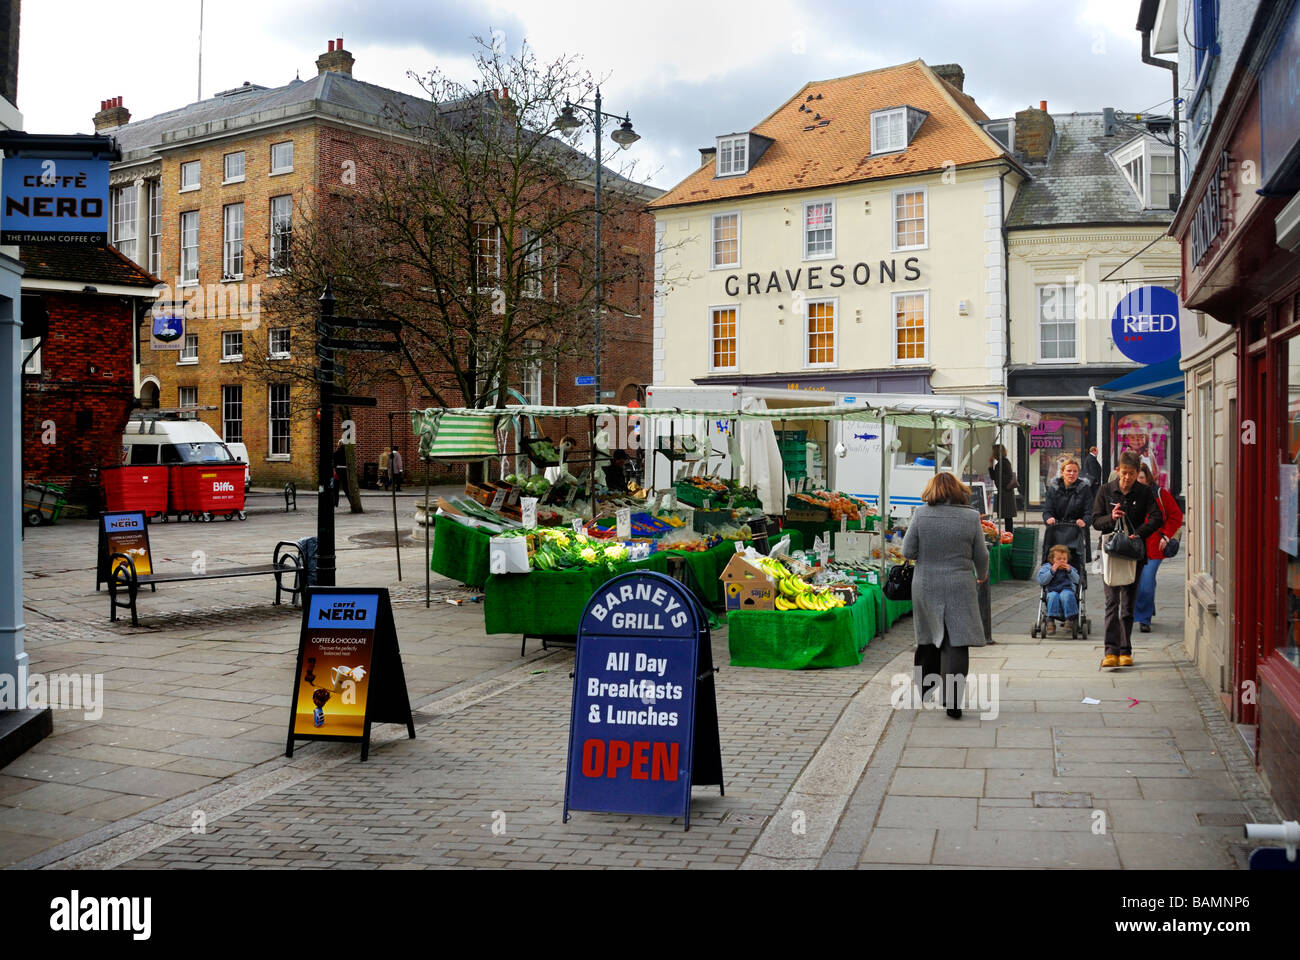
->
xmin=1196 ymin=812 xmax=1249 ymax=827
xmin=1033 ymin=791 xmax=1094 ymax=808
xmin=723 ymin=812 xmax=766 ymax=826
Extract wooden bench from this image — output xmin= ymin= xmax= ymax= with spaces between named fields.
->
xmin=107 ymin=540 xmax=305 ymax=626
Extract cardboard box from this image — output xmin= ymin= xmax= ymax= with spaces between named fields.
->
xmin=835 ymin=530 xmax=874 ymax=563
xmin=718 ymin=553 xmax=776 ymax=611
xmin=489 ymin=535 xmax=534 ymax=575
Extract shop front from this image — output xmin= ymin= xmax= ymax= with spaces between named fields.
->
xmin=1170 ymin=2 xmax=1300 ymax=817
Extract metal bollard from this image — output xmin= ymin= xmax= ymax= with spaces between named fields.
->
xmin=284 ymin=481 xmax=297 ymax=512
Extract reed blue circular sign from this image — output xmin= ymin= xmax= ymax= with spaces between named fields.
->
xmin=1112 ymin=286 xmax=1181 ymax=364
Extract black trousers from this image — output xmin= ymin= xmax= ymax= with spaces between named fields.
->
xmin=1103 ymin=576 xmax=1139 ymax=655
xmin=914 ymin=634 xmax=970 ymax=709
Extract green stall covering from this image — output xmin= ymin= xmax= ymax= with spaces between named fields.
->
xmin=988 ymin=543 xmax=1013 ymax=585
xmin=430 ymin=516 xmax=495 ymax=588
xmin=485 ymin=554 xmax=672 ymax=636
xmin=726 ymin=592 xmax=875 ymax=670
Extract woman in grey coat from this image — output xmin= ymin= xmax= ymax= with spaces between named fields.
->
xmin=902 ymin=472 xmax=990 ymax=719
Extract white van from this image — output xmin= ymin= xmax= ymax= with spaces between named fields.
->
xmin=225 ymin=442 xmax=252 ymax=492
xmin=121 ymin=415 xmax=241 ymax=474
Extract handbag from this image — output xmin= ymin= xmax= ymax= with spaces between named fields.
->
xmin=1163 ymin=537 xmax=1180 ymax=558
xmin=1103 ymin=514 xmax=1145 ymax=560
xmin=883 ymin=562 xmax=914 ymax=601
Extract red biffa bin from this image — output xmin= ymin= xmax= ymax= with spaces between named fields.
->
xmin=169 ymin=463 xmax=247 ymax=521
xmin=101 ymin=465 xmax=169 ymax=519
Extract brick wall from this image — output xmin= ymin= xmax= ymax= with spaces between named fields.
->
xmin=23 ymin=292 xmax=137 ymax=505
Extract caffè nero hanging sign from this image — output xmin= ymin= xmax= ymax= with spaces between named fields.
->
xmin=723 ymin=257 xmax=922 ymax=298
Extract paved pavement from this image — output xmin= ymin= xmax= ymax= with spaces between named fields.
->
xmin=2 ymin=506 xmax=1280 ymax=869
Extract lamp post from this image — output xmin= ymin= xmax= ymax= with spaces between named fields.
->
xmin=554 ymin=88 xmax=641 ymax=405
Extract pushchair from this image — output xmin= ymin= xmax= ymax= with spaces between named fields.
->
xmin=1030 ymin=523 xmax=1090 ymax=639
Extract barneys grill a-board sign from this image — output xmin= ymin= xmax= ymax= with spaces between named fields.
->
xmin=96 ymin=511 xmax=153 ymax=589
xmin=1 ymin=157 xmax=109 ymax=244
xmin=286 ymin=588 xmax=415 ymax=761
xmin=564 ymin=571 xmax=724 ymax=830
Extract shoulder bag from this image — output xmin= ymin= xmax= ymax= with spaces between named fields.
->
xmin=883 ymin=561 xmax=914 ymax=601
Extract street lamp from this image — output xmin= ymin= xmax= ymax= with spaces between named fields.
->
xmin=554 ymin=88 xmax=641 ymax=405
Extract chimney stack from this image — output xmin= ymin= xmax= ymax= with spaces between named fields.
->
xmin=1013 ymin=102 xmax=1055 ymax=163
xmin=931 ymin=63 xmax=966 ymax=93
xmin=316 ymin=36 xmax=354 ymax=77
xmin=94 ymin=96 xmax=130 ymax=131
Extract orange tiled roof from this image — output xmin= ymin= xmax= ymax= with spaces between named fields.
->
xmin=650 ymin=60 xmax=1010 ymax=210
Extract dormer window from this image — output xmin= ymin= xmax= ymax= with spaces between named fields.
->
xmin=870 ymin=106 xmax=928 ymax=155
xmin=717 ymin=136 xmax=748 ymax=176
xmin=1111 ymin=136 xmax=1176 ymax=209
xmin=983 ymin=119 xmax=1014 ymax=151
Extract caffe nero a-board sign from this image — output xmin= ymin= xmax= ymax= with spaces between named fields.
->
xmin=1 ymin=157 xmax=109 ymax=244
xmin=564 ymin=571 xmax=724 ymax=830
xmin=1111 ymin=286 xmax=1181 ymax=365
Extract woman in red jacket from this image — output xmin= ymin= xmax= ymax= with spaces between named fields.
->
xmin=1134 ymin=463 xmax=1183 ymax=633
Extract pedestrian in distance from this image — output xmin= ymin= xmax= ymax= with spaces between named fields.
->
xmin=390 ymin=447 xmax=403 ymax=492
xmin=1082 ymin=445 xmax=1103 ymax=488
xmin=1036 ymin=544 xmax=1080 ymax=635
xmin=989 ymin=443 xmax=1018 ymax=532
xmin=902 ymin=471 xmax=990 ymax=719
xmin=1091 ymin=451 xmax=1163 ymax=668
xmin=379 ymin=448 xmax=391 ymax=491
xmin=333 ymin=442 xmax=348 ymax=508
xmin=1134 ymin=462 xmax=1184 ymax=633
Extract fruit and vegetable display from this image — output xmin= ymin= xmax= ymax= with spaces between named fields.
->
xmin=515 ymin=528 xmax=634 ymax=572
xmin=790 ymin=490 xmax=875 ymax=522
xmin=680 ymin=476 xmax=728 ymax=494
xmin=754 ymin=556 xmax=849 ymax=612
xmin=503 ymin=474 xmax=552 ymax=498
xmin=981 ymin=519 xmax=1014 ymax=545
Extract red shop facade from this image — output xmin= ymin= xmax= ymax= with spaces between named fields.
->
xmin=1171 ymin=6 xmax=1300 ymax=817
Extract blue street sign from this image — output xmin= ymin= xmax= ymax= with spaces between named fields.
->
xmin=575 ymin=376 xmax=595 ymax=386
xmin=1112 ymin=286 xmax=1181 ymax=365
xmin=1 ymin=157 xmax=110 ymax=244
xmin=565 ymin=571 xmax=704 ymax=825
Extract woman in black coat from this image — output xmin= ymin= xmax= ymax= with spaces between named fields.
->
xmin=1042 ymin=454 xmax=1093 ymax=552
xmin=989 ymin=444 xmax=1017 ymax=530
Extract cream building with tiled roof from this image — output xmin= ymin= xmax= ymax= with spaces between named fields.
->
xmin=651 ymin=60 xmax=1027 ymax=403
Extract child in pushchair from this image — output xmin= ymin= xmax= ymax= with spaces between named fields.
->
xmin=1031 ymin=528 xmax=1090 ymax=638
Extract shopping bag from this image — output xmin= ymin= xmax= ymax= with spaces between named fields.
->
xmin=1101 ymin=548 xmax=1137 ymax=587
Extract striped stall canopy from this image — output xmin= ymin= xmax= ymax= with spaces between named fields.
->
xmin=412 ymin=410 xmax=501 ymax=461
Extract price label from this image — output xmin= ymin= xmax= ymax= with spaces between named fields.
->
xmin=703 ymin=497 xmax=711 ymax=510
xmin=840 ymin=515 xmax=848 ymax=535
xmin=490 ymin=489 xmax=507 ymax=511
xmin=572 ymin=518 xmax=587 ymax=540
xmin=817 ymin=546 xmax=830 ymax=567
xmin=616 ymin=507 xmax=631 ymax=540
xmin=860 ymin=514 xmax=868 ymax=531
xmin=521 ymin=497 xmax=538 ymax=529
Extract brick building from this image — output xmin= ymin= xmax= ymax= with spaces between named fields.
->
xmin=102 ymin=39 xmax=660 ymax=488
xmin=19 ymin=245 xmax=160 ymax=505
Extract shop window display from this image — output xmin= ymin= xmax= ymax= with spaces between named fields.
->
xmin=1028 ymin=415 xmax=1083 ymax=505
xmin=1112 ymin=414 xmax=1171 ymax=491
xmin=1283 ymin=343 xmax=1300 ymax=670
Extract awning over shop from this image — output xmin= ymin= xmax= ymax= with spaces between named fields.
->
xmin=1092 ymin=355 xmax=1185 ymax=404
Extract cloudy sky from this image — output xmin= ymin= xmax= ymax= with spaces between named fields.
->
xmin=19 ymin=0 xmax=1172 ymax=189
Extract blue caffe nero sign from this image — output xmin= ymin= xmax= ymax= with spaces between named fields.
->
xmin=1 ymin=157 xmax=110 ymax=244
xmin=1111 ymin=286 xmax=1181 ymax=365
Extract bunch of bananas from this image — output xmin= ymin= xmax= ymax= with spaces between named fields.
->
xmin=756 ymin=557 xmax=846 ymax=612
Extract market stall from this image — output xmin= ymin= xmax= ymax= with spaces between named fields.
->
xmin=412 ymin=400 xmax=1035 ymax=667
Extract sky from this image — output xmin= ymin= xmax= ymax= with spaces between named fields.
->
xmin=18 ymin=0 xmax=1173 ymax=190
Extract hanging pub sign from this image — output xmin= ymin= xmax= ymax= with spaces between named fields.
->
xmin=96 ymin=511 xmax=153 ymax=589
xmin=564 ymin=571 xmax=724 ymax=830
xmin=1111 ymin=286 xmax=1181 ymax=365
xmin=1 ymin=157 xmax=109 ymax=244
xmin=286 ymin=587 xmax=415 ymax=761
xmin=150 ymin=303 xmax=185 ymax=351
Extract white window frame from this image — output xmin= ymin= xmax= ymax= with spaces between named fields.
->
xmin=221 ymin=330 xmax=243 ymax=362
xmin=223 ymin=203 xmax=244 ymax=280
xmin=1036 ymin=283 xmax=1078 ymax=364
xmin=708 ymin=304 xmax=740 ymax=373
xmin=521 ymin=227 xmax=543 ymax=298
xmin=270 ymin=194 xmax=292 ymax=274
xmin=222 ymin=384 xmax=243 ymax=444
xmin=1111 ymin=136 xmax=1175 ymax=209
xmin=803 ymin=297 xmax=838 ymax=369
xmin=147 ymin=180 xmax=161 ymax=277
xmin=180 ymin=210 xmax=199 ymax=285
xmin=710 ymin=212 xmax=740 ymax=270
xmin=179 ymin=160 xmax=200 ymax=192
xmin=802 ymin=199 xmax=835 ymax=261
xmin=270 ymin=141 xmax=293 ymax=175
xmin=268 ymin=384 xmax=291 ymax=460
xmin=984 ymin=119 xmax=1015 ymax=151
xmin=1196 ymin=379 xmax=1214 ymax=580
xmin=178 ymin=386 xmax=198 ymax=409
xmin=891 ymin=289 xmax=930 ymax=366
xmin=178 ymin=333 xmax=198 ymax=364
xmin=475 ymin=222 xmax=501 ymax=283
xmin=111 ymin=185 xmax=138 ymax=262
xmin=269 ymin=327 xmax=291 ymax=359
xmin=871 ymin=108 xmax=907 ymax=154
xmin=891 ymin=186 xmax=928 ymax=252
xmin=223 ymin=151 xmax=245 ymax=184
xmin=521 ymin=339 xmax=543 ymax=405
xmin=20 ymin=337 xmax=40 ymax=374
xmin=716 ymin=135 xmax=748 ymax=177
